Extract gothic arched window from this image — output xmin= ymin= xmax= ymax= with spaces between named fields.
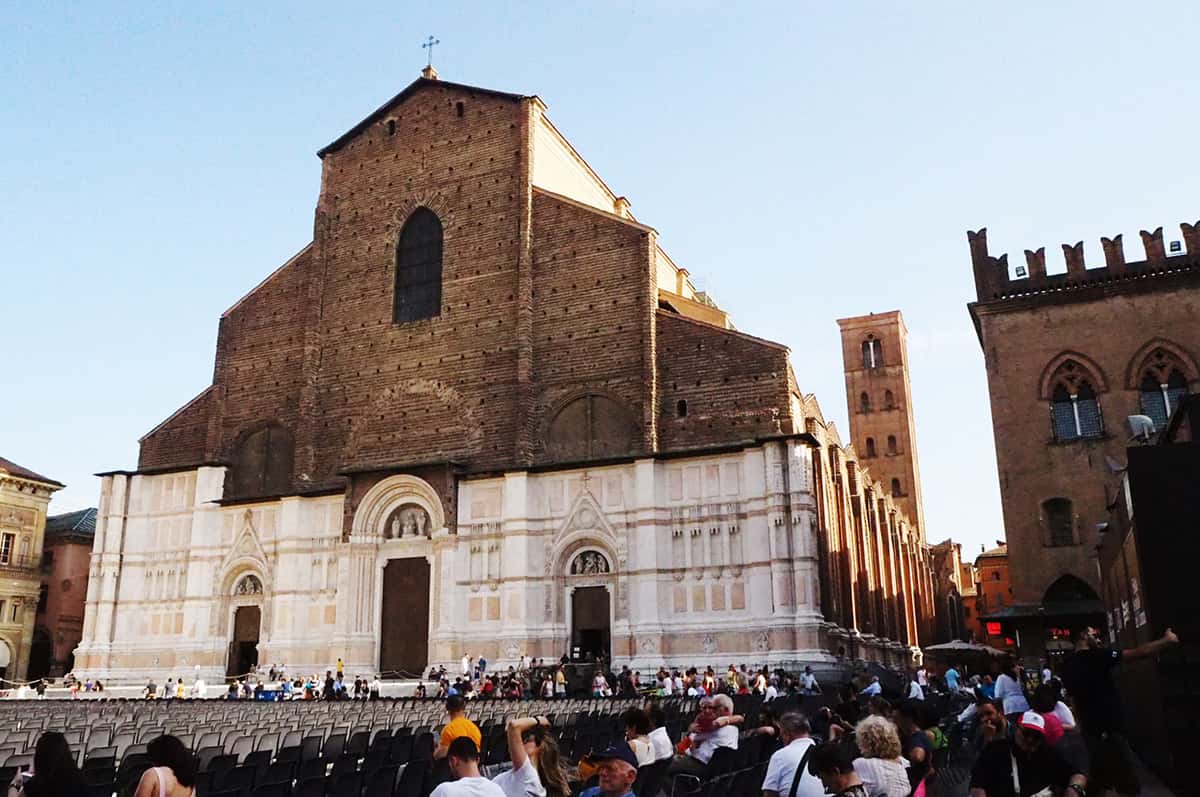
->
xmin=393 ymin=207 xmax=443 ymax=323
xmin=231 ymin=425 xmax=294 ymax=497
xmin=865 ymin=437 xmax=877 ymax=458
xmin=545 ymin=394 xmax=637 ymax=461
xmin=887 ymin=435 xmax=898 ymax=455
xmin=884 ymin=390 xmax=895 ymax=410
xmin=1137 ymin=348 xmax=1190 ymax=428
xmin=860 ymin=392 xmax=871 ymax=413
xmin=862 ymin=337 xmax=883 ymax=369
xmin=1047 ymin=360 xmax=1104 ymax=441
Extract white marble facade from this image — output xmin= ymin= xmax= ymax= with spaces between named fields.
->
xmin=75 ymin=438 xmax=833 ymax=681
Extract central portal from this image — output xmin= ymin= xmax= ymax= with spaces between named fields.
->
xmin=570 ymin=586 xmax=611 ymax=662
xmin=227 ymin=606 xmax=260 ymax=678
xmin=379 ymin=557 xmax=430 ymax=677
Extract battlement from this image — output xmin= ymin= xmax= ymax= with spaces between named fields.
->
xmin=968 ymin=220 xmax=1200 ymax=303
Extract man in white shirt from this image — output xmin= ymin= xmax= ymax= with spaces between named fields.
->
xmin=860 ymin=676 xmax=882 ymax=697
xmin=917 ymin=666 xmax=928 ymax=687
xmin=673 ymin=671 xmax=685 ymax=694
xmin=461 ymin=654 xmax=472 ymax=677
xmin=800 ymin=666 xmax=820 ymax=695
xmin=762 ymin=712 xmax=823 ymax=797
xmin=430 ymin=737 xmax=505 ymax=797
xmin=667 ymin=694 xmax=740 ymax=777
xmin=764 ymin=680 xmax=779 ymax=701
xmin=907 ymin=674 xmax=924 ymax=701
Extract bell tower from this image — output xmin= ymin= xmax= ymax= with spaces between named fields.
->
xmin=837 ymin=310 xmax=927 ymax=541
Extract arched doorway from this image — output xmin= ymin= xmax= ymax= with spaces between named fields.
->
xmin=226 ymin=574 xmax=264 ymax=678
xmin=567 ymin=550 xmax=613 ymax=663
xmin=27 ymin=627 xmax=51 ymax=681
xmin=379 ymin=557 xmax=430 ymax=677
xmin=1043 ymin=574 xmax=1100 ymax=604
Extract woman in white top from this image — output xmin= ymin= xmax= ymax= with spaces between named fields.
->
xmin=493 ymin=716 xmax=569 ymax=797
xmin=851 ymin=716 xmax=912 ymax=797
xmin=994 ymin=663 xmax=1029 ymax=718
xmin=134 ymin=735 xmax=197 ymax=797
xmin=622 ymin=708 xmax=656 ymax=766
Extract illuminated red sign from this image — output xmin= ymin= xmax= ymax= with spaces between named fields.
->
xmin=986 ymin=622 xmax=1002 ymax=636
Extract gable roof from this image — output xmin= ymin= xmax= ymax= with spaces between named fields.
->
xmin=317 ymin=77 xmax=532 ymax=159
xmin=0 ymin=456 xmax=63 ymax=488
xmin=45 ymin=507 xmax=97 ymax=539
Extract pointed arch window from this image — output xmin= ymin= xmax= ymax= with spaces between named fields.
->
xmin=884 ymin=389 xmax=895 ymax=410
xmin=1048 ymin=359 xmax=1104 ymax=441
xmin=887 ymin=435 xmax=898 ymax=455
xmin=1138 ymin=348 xmax=1190 ymax=428
xmin=393 ymin=207 xmax=443 ymax=323
xmin=865 ymin=437 xmax=877 ymax=458
xmin=862 ymin=337 xmax=883 ymax=369
xmin=860 ymin=392 xmax=871 ymax=413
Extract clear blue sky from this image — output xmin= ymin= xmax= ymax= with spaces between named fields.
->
xmin=4 ymin=2 xmax=1197 ymax=559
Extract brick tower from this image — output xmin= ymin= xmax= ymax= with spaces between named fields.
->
xmin=837 ymin=311 xmax=927 ymax=541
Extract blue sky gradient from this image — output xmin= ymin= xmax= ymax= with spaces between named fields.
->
xmin=4 ymin=1 xmax=1197 ymax=557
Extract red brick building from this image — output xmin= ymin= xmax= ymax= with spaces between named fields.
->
xmin=968 ymin=220 xmax=1200 ymax=662
xmin=78 ymin=70 xmax=940 ymax=679
xmin=29 ymin=508 xmax=94 ymax=679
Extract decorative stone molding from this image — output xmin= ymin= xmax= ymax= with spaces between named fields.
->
xmin=351 ymin=474 xmax=446 ymax=543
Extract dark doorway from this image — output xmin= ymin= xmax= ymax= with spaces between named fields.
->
xmin=27 ymin=628 xmax=52 ymax=681
xmin=227 ymin=606 xmax=261 ymax=678
xmin=380 ymin=558 xmax=430 ymax=677
xmin=571 ymin=586 xmax=610 ymax=662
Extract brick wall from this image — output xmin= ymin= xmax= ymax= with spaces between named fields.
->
xmin=976 ymin=283 xmax=1200 ymax=605
xmin=656 ymin=312 xmax=793 ymax=451
xmin=138 ymin=387 xmax=212 ymax=469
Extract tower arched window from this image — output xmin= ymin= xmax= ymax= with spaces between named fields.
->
xmin=1137 ymin=348 xmax=1190 ymax=428
xmin=865 ymin=437 xmax=876 ymax=458
xmin=884 ymin=389 xmax=895 ymax=409
xmin=887 ymin=435 xmax=898 ymax=455
xmin=1047 ymin=359 xmax=1104 ymax=441
xmin=891 ymin=477 xmax=903 ymax=496
xmin=393 ymin=207 xmax=443 ymax=323
xmin=862 ymin=337 xmax=884 ymax=369
xmin=860 ymin=392 xmax=871 ymax=413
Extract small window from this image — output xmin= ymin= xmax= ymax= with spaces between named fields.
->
xmin=862 ymin=337 xmax=884 ymax=369
xmin=865 ymin=437 xmax=876 ymax=458
xmin=41 ymin=550 xmax=54 ymax=569
xmin=992 ymin=571 xmax=1000 ymax=581
xmin=860 ymin=392 xmax=871 ymax=413
xmin=884 ymin=390 xmax=895 ymax=409
xmin=455 ymin=101 xmax=464 ymax=117
xmin=676 ymin=399 xmax=688 ymax=418
xmin=1044 ymin=498 xmax=1074 ymax=546
xmin=9 ymin=602 xmax=17 ymax=622
xmin=386 ymin=119 xmax=396 ymax=136
xmin=887 ymin=435 xmax=898 ymax=455
xmin=890 ymin=477 xmax=902 ymax=496
xmin=0 ymin=534 xmax=12 ymax=565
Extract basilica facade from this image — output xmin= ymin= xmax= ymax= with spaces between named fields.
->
xmin=76 ymin=70 xmax=935 ymax=681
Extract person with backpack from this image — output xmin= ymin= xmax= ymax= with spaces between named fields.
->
xmin=762 ymin=712 xmax=823 ymax=797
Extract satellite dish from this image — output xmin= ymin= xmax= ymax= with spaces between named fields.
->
xmin=1127 ymin=415 xmax=1156 ymax=442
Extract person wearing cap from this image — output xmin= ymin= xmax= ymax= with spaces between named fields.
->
xmin=969 ymin=710 xmax=1085 ymax=797
xmin=579 ymin=743 xmax=638 ymax=797
xmin=430 ymin=737 xmax=505 ymax=797
xmin=1061 ymin=626 xmax=1177 ymax=797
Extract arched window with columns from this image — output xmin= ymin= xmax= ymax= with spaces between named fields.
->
xmin=1136 ymin=347 xmax=1191 ymax=428
xmin=1045 ymin=358 xmax=1104 ymax=441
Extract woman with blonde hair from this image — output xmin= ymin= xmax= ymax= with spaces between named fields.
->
xmin=852 ymin=715 xmax=912 ymax=797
